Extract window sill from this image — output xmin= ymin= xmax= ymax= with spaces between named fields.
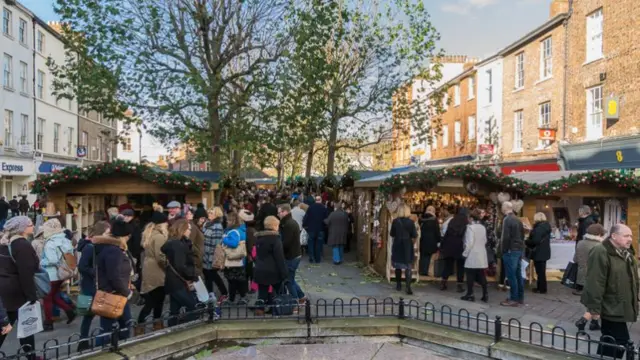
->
xmin=535 ymin=76 xmax=553 ymax=85
xmin=534 ymin=146 xmax=552 ymax=151
xmin=20 ymin=42 xmax=29 ymax=50
xmin=3 ymin=33 xmax=14 ymax=41
xmin=454 ymin=104 xmax=460 ymax=108
xmin=3 ymin=85 xmax=15 ymax=92
xmin=583 ymin=57 xmax=604 ymax=67
xmin=468 ymin=96 xmax=475 ymax=101
xmin=19 ymin=91 xmax=29 ymax=97
xmin=512 ymin=87 xmax=524 ymax=94
xmin=511 ymin=149 xmax=523 ymax=154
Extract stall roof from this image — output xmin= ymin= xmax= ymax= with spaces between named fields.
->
xmin=354 ymin=166 xmax=423 ymax=187
xmin=174 ymin=171 xmax=223 ymax=183
xmin=508 ymin=171 xmax=589 ymax=184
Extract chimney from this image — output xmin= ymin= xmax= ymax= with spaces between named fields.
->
xmin=550 ymin=0 xmax=569 ymax=18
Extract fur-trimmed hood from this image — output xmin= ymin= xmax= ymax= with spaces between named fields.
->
xmin=93 ymin=235 xmax=127 ymax=250
xmin=583 ymin=233 xmax=604 ymax=242
xmin=256 ymin=230 xmax=280 ymax=238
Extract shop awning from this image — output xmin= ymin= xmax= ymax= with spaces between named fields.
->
xmin=354 ymin=166 xmax=423 ymax=188
xmin=559 ymin=135 xmax=640 ymax=170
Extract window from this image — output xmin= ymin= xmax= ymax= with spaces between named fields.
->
xmin=204 ymin=162 xmax=211 ymax=172
xmin=36 ymin=31 xmax=45 ymax=53
xmin=53 ymin=123 xmax=60 ymax=153
xmin=431 ymin=131 xmax=437 ymax=149
xmin=586 ymin=85 xmax=603 ymax=140
xmin=468 ymin=76 xmax=475 ymax=99
xmin=19 ymin=61 xmax=27 ymax=93
xmin=486 ymin=70 xmax=493 ymax=103
xmin=97 ymin=136 xmax=103 ymax=161
xmin=3 ymin=53 xmax=12 ymax=89
xmin=442 ymin=125 xmax=449 ymax=147
xmin=67 ymin=127 xmax=73 ymax=155
xmin=539 ymin=102 xmax=551 ymax=128
xmin=515 ymin=52 xmax=524 ymax=89
xmin=454 ymin=85 xmax=461 ymax=106
xmin=454 ymin=121 xmax=461 ymax=144
xmin=81 ymin=131 xmax=88 ymax=146
xmin=123 ymin=137 xmax=132 ymax=151
xmin=2 ymin=8 xmax=11 ymax=36
xmin=190 ymin=161 xmax=199 ymax=171
xmin=442 ymin=93 xmax=449 ymax=110
xmin=36 ymin=118 xmax=44 ymax=151
xmin=513 ymin=111 xmax=523 ymax=151
xmin=468 ymin=115 xmax=476 ymax=140
xmin=68 ymin=99 xmax=72 ymax=111
xmin=586 ymin=9 xmax=603 ymax=63
xmin=18 ymin=18 xmax=26 ymax=44
xmin=37 ymin=70 xmax=44 ymax=99
xmin=540 ymin=37 xmax=552 ymax=79
xmin=3 ymin=110 xmax=12 ymax=148
xmin=19 ymin=114 xmax=27 ymax=145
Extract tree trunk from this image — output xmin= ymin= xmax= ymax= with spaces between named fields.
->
xmin=276 ymin=150 xmax=284 ymax=188
xmin=305 ymin=143 xmax=314 ymax=179
xmin=209 ymin=99 xmax=222 ymax=172
xmin=326 ymin=117 xmax=339 ymax=176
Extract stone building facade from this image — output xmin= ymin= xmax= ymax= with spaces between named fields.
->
xmin=78 ymin=110 xmax=117 ymax=165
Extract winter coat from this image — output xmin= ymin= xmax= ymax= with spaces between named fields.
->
xmin=525 ymin=221 xmax=552 ymax=262
xmin=574 ymin=233 xmax=603 ymax=287
xmin=0 ymin=200 xmax=9 ymax=220
xmin=77 ymin=238 xmax=96 ymax=296
xmin=127 ymin=222 xmax=142 ymax=268
xmin=279 ymin=214 xmax=301 ymax=260
xmin=18 ymin=199 xmax=29 ymax=213
xmin=500 ymin=213 xmax=525 ymax=253
xmin=162 ymin=237 xmax=198 ymax=294
xmin=463 ymin=222 xmax=488 ymax=269
xmin=291 ymin=207 xmax=305 ymax=229
xmin=93 ymin=235 xmax=132 ymax=298
xmin=41 ymin=232 xmax=74 ymax=282
xmin=222 ymin=225 xmax=247 ymax=268
xmin=189 ymin=221 xmax=205 ymax=277
xmin=303 ymin=203 xmax=328 ymax=234
xmin=576 ymin=215 xmax=596 ymax=244
xmin=8 ymin=199 xmax=18 ymax=211
xmin=253 ymin=230 xmax=288 ymax=286
xmin=581 ymin=239 xmax=639 ymax=323
xmin=256 ymin=202 xmax=278 ymax=231
xmin=390 ymin=217 xmax=417 ymax=266
xmin=202 ymin=220 xmax=224 ymax=270
xmin=325 ymin=209 xmax=349 ymax=246
xmin=0 ymin=236 xmax=39 ymax=311
xmin=419 ymin=213 xmax=441 ymax=255
xmin=141 ymin=226 xmax=169 ymax=294
xmin=440 ymin=223 xmax=466 ymax=259
xmin=245 ymin=224 xmax=257 ymax=261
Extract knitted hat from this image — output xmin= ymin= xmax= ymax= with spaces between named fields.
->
xmin=150 ymin=211 xmax=168 ymax=224
xmin=239 ymin=209 xmax=254 ymax=222
xmin=111 ymin=219 xmax=132 ymax=237
xmin=4 ymin=216 xmax=33 ymax=235
xmin=42 ymin=219 xmax=64 ymax=239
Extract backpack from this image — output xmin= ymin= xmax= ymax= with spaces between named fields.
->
xmin=56 ymin=246 xmax=77 ymax=281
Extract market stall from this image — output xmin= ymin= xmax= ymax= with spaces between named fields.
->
xmin=31 ymin=160 xmax=215 ymax=237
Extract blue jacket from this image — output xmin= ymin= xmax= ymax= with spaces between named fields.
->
xmin=223 ymin=224 xmax=247 ymax=248
xmin=41 ymin=232 xmax=74 ymax=281
xmin=303 ymin=203 xmax=328 ymax=234
xmin=77 ymin=238 xmax=96 ymax=296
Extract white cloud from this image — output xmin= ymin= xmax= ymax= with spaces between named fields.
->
xmin=441 ymin=0 xmax=500 ymax=15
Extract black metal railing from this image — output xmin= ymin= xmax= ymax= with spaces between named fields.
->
xmin=0 ymin=297 xmax=635 ymax=360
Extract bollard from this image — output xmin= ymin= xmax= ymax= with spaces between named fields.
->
xmin=625 ymin=340 xmax=635 ymax=360
xmin=398 ymin=297 xmax=405 ymax=320
xmin=305 ymin=298 xmax=312 ymax=324
xmin=110 ymin=323 xmax=120 ymax=352
xmin=494 ymin=316 xmax=502 ymax=343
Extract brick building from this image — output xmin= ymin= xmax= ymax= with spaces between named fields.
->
xmin=499 ymin=9 xmax=567 ymax=174
xmin=560 ymin=0 xmax=640 ymax=170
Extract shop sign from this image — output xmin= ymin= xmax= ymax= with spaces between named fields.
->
xmin=477 ymin=144 xmax=494 ymax=155
xmin=501 ymin=162 xmax=560 ymax=175
xmin=606 ymin=96 xmax=620 ymax=128
xmin=77 ymin=146 xmax=87 ymax=158
xmin=0 ymin=159 xmax=34 ymax=175
xmin=38 ymin=162 xmax=76 ymax=173
xmin=538 ymin=128 xmax=557 ymax=141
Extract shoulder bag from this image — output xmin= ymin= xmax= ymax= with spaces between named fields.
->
xmin=56 ymin=246 xmax=77 ymax=281
xmin=212 ymin=245 xmax=226 ymax=270
xmin=7 ymin=243 xmax=51 ymax=299
xmin=222 ymin=230 xmax=247 ymax=260
xmin=91 ymin=246 xmax=128 ymax=319
xmin=168 ymin=262 xmax=195 ymax=291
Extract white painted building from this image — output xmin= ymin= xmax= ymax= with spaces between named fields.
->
xmin=117 ymin=119 xmax=141 ymax=163
xmin=475 ymin=54 xmax=504 ymax=159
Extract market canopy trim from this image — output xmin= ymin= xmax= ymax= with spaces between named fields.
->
xmin=31 ymin=160 xmax=212 ymax=195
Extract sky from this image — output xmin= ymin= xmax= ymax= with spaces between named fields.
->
xmin=21 ymin=0 xmax=549 ymax=160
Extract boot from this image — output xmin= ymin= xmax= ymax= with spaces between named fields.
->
xmin=456 ymin=283 xmax=465 ymax=293
xmin=77 ymin=340 xmax=90 ymax=353
xmin=66 ymin=309 xmax=77 ymax=324
xmin=440 ymin=280 xmax=447 ymax=291
xmin=153 ymin=320 xmax=165 ymax=331
xmin=405 ymin=270 xmax=413 ymax=295
xmin=460 ymin=294 xmax=475 ymax=302
xmin=395 ymin=269 xmax=402 ymax=291
xmin=43 ymin=322 xmax=54 ymax=332
xmin=134 ymin=326 xmax=145 ymax=336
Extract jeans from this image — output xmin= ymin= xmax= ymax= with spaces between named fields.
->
xmin=0 ymin=218 xmax=5 ymax=231
xmin=419 ymin=253 xmax=434 ymax=275
xmin=285 ymin=257 xmax=305 ymax=299
xmin=332 ymin=245 xmax=344 ymax=264
xmin=137 ymin=286 xmax=166 ymax=323
xmin=0 ymin=311 xmax=36 ymax=360
xmin=168 ymin=288 xmax=198 ymax=326
xmin=502 ymin=251 xmax=524 ymax=302
xmin=44 ymin=280 xmax=73 ymax=322
xmin=307 ymin=231 xmax=324 ymax=263
xmin=97 ymin=303 xmax=132 ymax=346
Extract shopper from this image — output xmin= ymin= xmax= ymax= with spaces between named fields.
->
xmin=302 ymin=196 xmax=328 ymax=263
xmin=277 ymin=204 xmax=305 ymax=301
xmin=239 ymin=210 xmax=257 ymax=294
xmin=186 ymin=208 xmax=205 ymax=278
xmin=461 ymin=209 xmax=488 ymax=302
xmin=167 ymin=201 xmax=183 ymax=225
xmin=325 ymin=202 xmax=349 ymax=265
xmin=222 ymin=212 xmax=248 ymax=304
xmin=121 ymin=209 xmax=142 ymax=287
xmin=499 ymin=201 xmax=525 ymax=307
xmin=581 ymin=224 xmax=637 ymax=359
xmin=8 ymin=196 xmax=19 ymax=218
xmin=576 ymin=205 xmax=596 ymax=244
xmin=419 ymin=206 xmax=441 ymax=276
xmin=253 ymin=216 xmax=288 ymax=316
xmin=0 ymin=197 xmax=9 ymax=230
xmin=202 ymin=207 xmax=228 ymax=299
xmin=440 ymin=208 xmax=469 ymax=292
xmin=573 ymin=224 xmax=606 ymax=296
xmin=162 ymin=219 xmax=198 ymax=326
xmin=525 ymin=212 xmax=552 ymax=294
xmin=390 ymin=205 xmax=418 ymax=295
xmin=136 ymin=211 xmax=170 ymax=335
xmin=41 ymin=219 xmax=76 ymax=331
xmin=256 ymin=194 xmax=278 ymax=231
xmin=18 ymin=196 xmax=29 ymax=216
xmin=0 ymin=216 xmax=38 ymax=359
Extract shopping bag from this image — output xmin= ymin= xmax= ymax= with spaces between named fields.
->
xmin=561 ymin=262 xmax=578 ymax=288
xmin=273 ymin=283 xmax=295 ymax=316
xmin=520 ymin=259 xmax=529 ymax=280
xmin=194 ymin=276 xmax=210 ymax=303
xmin=433 ymin=257 xmax=446 ymax=278
xmin=17 ymin=302 xmax=43 ymax=339
xmin=300 ymin=229 xmax=308 ymax=246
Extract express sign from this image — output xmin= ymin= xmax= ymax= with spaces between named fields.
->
xmin=0 ymin=160 xmax=33 ymax=175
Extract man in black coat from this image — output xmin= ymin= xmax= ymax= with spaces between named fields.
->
xmin=419 ymin=206 xmax=441 ymax=276
xmin=278 ymin=204 xmax=305 ymax=301
xmin=256 ymin=195 xmax=278 ymax=231
xmin=302 ymin=196 xmax=329 ymax=263
xmin=0 ymin=197 xmax=9 ymax=230
xmin=121 ymin=209 xmax=142 ymax=290
xmin=8 ymin=197 xmax=18 ymax=218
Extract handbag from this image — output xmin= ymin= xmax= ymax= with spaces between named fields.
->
xmin=273 ymin=282 xmax=295 ymax=316
xmin=56 ymin=247 xmax=77 ymax=281
xmin=433 ymin=256 xmax=446 ymax=278
xmin=7 ymin=243 xmax=51 ymax=299
xmin=223 ymin=240 xmax=247 ymax=261
xmin=90 ymin=246 xmax=128 ymax=319
xmin=76 ymin=294 xmax=94 ymax=316
xmin=212 ymin=245 xmax=226 ymax=270
xmin=561 ymin=261 xmax=578 ymax=288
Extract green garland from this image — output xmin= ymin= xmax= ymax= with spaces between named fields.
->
xmin=377 ymin=165 xmax=640 ymax=196
xmin=339 ymin=169 xmax=361 ymax=189
xmin=221 ymin=175 xmax=247 ymax=189
xmin=320 ymin=175 xmax=338 ymax=189
xmin=31 ymin=160 xmax=212 ymax=195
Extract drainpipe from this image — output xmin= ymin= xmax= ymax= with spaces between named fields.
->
xmin=562 ymin=0 xmax=574 ymax=141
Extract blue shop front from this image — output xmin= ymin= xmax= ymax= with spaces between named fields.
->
xmin=559 ymin=135 xmax=640 ymax=173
